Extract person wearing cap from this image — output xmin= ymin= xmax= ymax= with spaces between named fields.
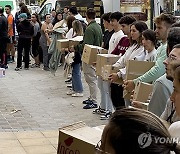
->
xmin=15 ymin=13 xmax=34 ymax=71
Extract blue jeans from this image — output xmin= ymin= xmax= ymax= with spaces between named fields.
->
xmin=72 ymin=63 xmax=83 ymax=93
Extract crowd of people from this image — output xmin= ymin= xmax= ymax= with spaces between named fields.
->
xmin=0 ymin=3 xmax=180 ymax=153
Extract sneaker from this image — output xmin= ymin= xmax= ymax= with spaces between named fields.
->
xmin=100 ymin=111 xmax=112 ymax=120
xmin=65 ymin=78 xmax=72 ymax=83
xmin=66 ymin=90 xmax=75 ymax=95
xmin=31 ymin=63 xmax=40 ymax=68
xmin=1 ymin=65 xmax=8 ymax=69
xmin=43 ymin=67 xmax=50 ymax=71
xmin=67 ymin=84 xmax=72 ymax=88
xmin=15 ymin=67 xmax=21 ymax=71
xmin=82 ymin=99 xmax=92 ymax=104
xmin=72 ymin=93 xmax=83 ymax=97
xmin=24 ymin=67 xmax=29 ymax=70
xmin=83 ymin=103 xmax=98 ymax=109
xmin=92 ymin=107 xmax=106 ymax=115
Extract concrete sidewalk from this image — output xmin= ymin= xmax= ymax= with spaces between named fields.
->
xmin=0 ymin=62 xmax=106 ymax=132
xmin=0 ymin=130 xmax=58 ymax=154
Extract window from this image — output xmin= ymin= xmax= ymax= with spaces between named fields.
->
xmin=39 ymin=3 xmax=52 ymax=21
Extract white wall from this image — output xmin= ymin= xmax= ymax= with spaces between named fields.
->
xmin=102 ymin=0 xmax=120 ymax=13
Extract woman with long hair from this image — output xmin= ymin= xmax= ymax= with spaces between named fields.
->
xmin=52 ymin=12 xmax=63 ymax=26
xmin=66 ymin=20 xmax=84 ymax=97
xmin=110 ymin=21 xmax=148 ymax=109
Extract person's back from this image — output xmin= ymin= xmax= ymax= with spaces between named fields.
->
xmin=74 ymin=8 xmax=102 ymax=109
xmin=0 ymin=12 xmax=8 ymax=39
xmin=85 ymin=20 xmax=102 ymax=46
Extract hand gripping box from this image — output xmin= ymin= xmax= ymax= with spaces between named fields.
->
xmin=123 ymin=60 xmax=155 ymax=99
xmin=102 ymin=65 xmax=123 ymax=85
xmin=57 ymin=121 xmax=103 ymax=154
xmin=133 ymin=81 xmax=153 ymax=103
xmin=82 ymin=44 xmax=108 ymax=65
xmin=96 ymin=54 xmax=120 ymax=76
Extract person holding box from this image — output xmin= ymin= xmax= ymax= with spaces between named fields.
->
xmin=71 ymin=8 xmax=103 ymax=109
xmin=109 ymin=21 xmax=148 ymax=109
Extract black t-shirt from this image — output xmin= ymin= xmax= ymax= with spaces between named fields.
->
xmin=0 ymin=14 xmax=8 ymax=39
xmin=103 ymin=29 xmax=115 ymax=50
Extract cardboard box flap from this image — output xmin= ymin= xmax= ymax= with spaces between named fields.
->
xmin=97 ymin=54 xmax=120 ymax=58
xmin=59 ymin=121 xmax=102 ymax=145
xmin=57 ymin=39 xmax=69 ymax=42
xmin=59 ymin=121 xmax=86 ymax=131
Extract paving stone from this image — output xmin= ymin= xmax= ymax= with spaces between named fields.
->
xmin=0 ymin=62 xmax=107 ymax=132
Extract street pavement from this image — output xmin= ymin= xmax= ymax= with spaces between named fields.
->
xmin=0 ymin=61 xmax=107 ymax=132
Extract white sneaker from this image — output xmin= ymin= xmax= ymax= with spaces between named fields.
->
xmin=72 ymin=93 xmax=83 ymax=97
xmin=66 ymin=90 xmax=75 ymax=95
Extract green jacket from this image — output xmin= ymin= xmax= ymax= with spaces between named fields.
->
xmin=75 ymin=20 xmax=103 ymax=54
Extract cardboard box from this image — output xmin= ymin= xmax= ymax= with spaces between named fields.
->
xmin=69 ymin=36 xmax=83 ymax=47
xmin=82 ymin=44 xmax=108 ymax=65
xmin=133 ymin=82 xmax=153 ymax=102
xmin=96 ymin=54 xmax=120 ymax=76
xmin=57 ymin=122 xmax=103 ymax=154
xmin=0 ymin=68 xmax=5 ymax=78
xmin=102 ymin=65 xmax=123 ymax=85
xmin=125 ymin=60 xmax=155 ymax=80
xmin=57 ymin=39 xmax=69 ymax=50
xmin=123 ymin=60 xmax=155 ymax=99
xmin=57 ymin=36 xmax=83 ymax=51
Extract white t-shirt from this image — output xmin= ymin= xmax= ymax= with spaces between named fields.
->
xmin=145 ymin=48 xmax=157 ymax=62
xmin=108 ymin=30 xmax=124 ymax=54
xmin=66 ymin=28 xmax=74 ymax=39
xmin=113 ymin=44 xmax=146 ymax=79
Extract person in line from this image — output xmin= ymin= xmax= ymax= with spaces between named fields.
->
xmin=15 ymin=13 xmax=34 ymax=71
xmin=124 ymin=13 xmax=176 ymax=93
xmin=5 ymin=5 xmax=16 ymax=63
xmin=31 ymin=13 xmax=41 ymax=68
xmin=67 ymin=20 xmax=84 ymax=97
xmin=72 ymin=8 xmax=103 ymax=109
xmin=92 ymin=12 xmax=115 ymax=117
xmin=97 ymin=108 xmax=180 ymax=154
xmin=109 ymin=21 xmax=148 ymax=109
xmin=161 ymin=43 xmax=180 ymax=123
xmin=109 ymin=15 xmax=136 ymax=112
xmin=169 ymin=61 xmax=180 ymax=139
xmin=132 ymin=27 xmax=180 ymax=116
xmin=0 ymin=6 xmax=8 ymax=69
xmin=142 ymin=29 xmax=157 ymax=61
xmin=39 ymin=14 xmax=53 ymax=71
